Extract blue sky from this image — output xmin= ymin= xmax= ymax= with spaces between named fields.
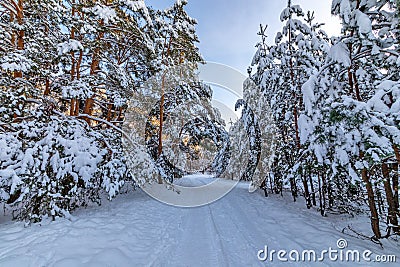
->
xmin=147 ymin=0 xmax=341 ymax=73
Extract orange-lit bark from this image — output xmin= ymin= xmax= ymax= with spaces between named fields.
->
xmin=106 ymin=104 xmax=113 ymax=123
xmin=74 ymin=99 xmax=79 ymax=116
xmin=43 ymin=78 xmax=50 ymax=96
xmin=69 ymin=2 xmax=76 ymax=115
xmin=360 ymin=151 xmax=381 ymax=239
xmin=70 ymin=99 xmax=76 ymax=116
xmin=83 ymin=21 xmax=105 ymax=124
xmin=13 ymin=0 xmax=24 ymax=78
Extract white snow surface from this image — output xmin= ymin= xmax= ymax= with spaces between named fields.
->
xmin=1 ymin=175 xmax=399 ymax=266
xmin=125 ymin=0 xmax=152 ymax=26
xmin=57 ymin=40 xmax=83 ymax=55
xmin=90 ymin=5 xmax=117 ymax=24
xmin=355 ymin=10 xmax=372 ymax=36
xmin=327 ymin=42 xmax=351 ymax=67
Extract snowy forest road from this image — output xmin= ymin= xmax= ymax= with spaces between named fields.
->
xmin=0 ymin=176 xmax=399 ymax=267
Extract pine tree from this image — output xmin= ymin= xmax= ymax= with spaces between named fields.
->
xmin=0 ymin=0 xmax=204 ymax=222
xmin=251 ymin=1 xmax=329 ymax=205
xmin=150 ymin=0 xmax=203 ymax=181
xmin=299 ymin=0 xmax=399 ymax=238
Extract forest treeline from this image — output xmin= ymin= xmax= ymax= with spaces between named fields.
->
xmin=1 ymin=0 xmax=400 ymax=242
xmin=0 ymin=0 xmax=202 ymax=222
xmin=249 ymin=0 xmax=399 ymax=240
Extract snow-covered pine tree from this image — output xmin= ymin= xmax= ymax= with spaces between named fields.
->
xmin=332 ymin=0 xmax=399 ymax=238
xmin=243 ymin=71 xmax=276 ymax=190
xmin=251 ymin=1 xmax=330 ymax=206
xmin=153 ymin=0 xmax=202 ymax=67
xmin=148 ymin=0 xmax=203 ymax=181
xmin=299 ymin=0 xmax=399 ymax=238
xmin=0 ymin=0 xmax=205 ymax=222
xmin=224 ymin=119 xmax=250 ymax=181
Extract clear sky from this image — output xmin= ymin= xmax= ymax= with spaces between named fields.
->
xmin=146 ymin=0 xmax=341 ymax=73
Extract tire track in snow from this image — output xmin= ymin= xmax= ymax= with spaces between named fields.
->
xmin=150 ymin=177 xmax=228 ymax=267
xmin=1 ymin=177 xmax=399 ymax=266
xmin=206 ymin=205 xmax=229 ymax=266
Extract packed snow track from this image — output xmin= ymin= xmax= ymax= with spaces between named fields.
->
xmin=0 ymin=175 xmax=399 ymax=266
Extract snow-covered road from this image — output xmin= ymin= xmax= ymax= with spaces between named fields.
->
xmin=0 ymin=176 xmax=399 ymax=266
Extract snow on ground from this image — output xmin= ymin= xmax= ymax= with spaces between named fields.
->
xmin=0 ymin=175 xmax=399 ymax=267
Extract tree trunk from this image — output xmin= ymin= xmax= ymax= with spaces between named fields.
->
xmin=116 ymin=107 xmax=122 ymax=122
xmin=287 ymin=177 xmax=295 ymax=201
xmin=326 ymin=174 xmax=334 ymax=208
xmin=302 ymin=175 xmax=311 ymax=209
xmin=261 ymin=179 xmax=268 ymax=197
xmin=376 ymin=185 xmax=383 ymax=215
xmin=318 ymin=171 xmax=326 ymax=216
xmin=69 ymin=1 xmax=76 ymax=116
xmin=293 ymin=105 xmax=300 ymax=149
xmin=16 ymin=0 xmax=23 ymax=50
xmin=43 ymin=78 xmax=50 ymax=96
xmin=287 ymin=16 xmax=300 ymax=150
xmin=83 ymin=21 xmax=104 ymax=124
xmin=157 ymin=86 xmax=165 ymax=185
xmin=309 ymin=171 xmax=316 ymax=206
xmin=362 ymin=165 xmax=381 ymax=239
xmin=10 ymin=12 xmax=15 ymax=46
xmin=347 ymin=68 xmax=354 ymax=96
xmin=393 ymin=145 xmax=400 ymax=226
xmin=74 ymin=99 xmax=80 ymax=116
xmin=14 ymin=0 xmax=24 ymax=78
xmin=70 ymin=99 xmax=76 ymax=116
xmin=158 ymin=85 xmax=165 ymax=157
xmin=70 ymin=1 xmax=76 ymax=81
xmin=393 ymin=163 xmax=399 ymax=220
xmin=353 ymin=68 xmax=362 ymax=101
xmin=106 ymin=104 xmax=113 ymax=123
xmin=83 ymin=98 xmax=94 ymax=121
xmin=382 ymin=163 xmax=399 ymax=235
xmin=76 ymin=49 xmax=83 ymax=80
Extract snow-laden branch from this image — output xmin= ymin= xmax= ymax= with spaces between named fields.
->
xmin=74 ymin=113 xmax=135 ymax=146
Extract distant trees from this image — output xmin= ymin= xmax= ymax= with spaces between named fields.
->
xmin=250 ymin=0 xmax=399 ymax=239
xmin=0 ymin=0 xmax=203 ymax=222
